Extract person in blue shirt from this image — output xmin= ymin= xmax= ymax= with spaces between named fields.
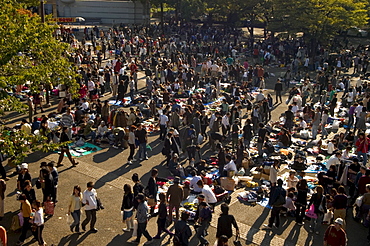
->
xmin=31 ymin=117 xmax=40 ymax=133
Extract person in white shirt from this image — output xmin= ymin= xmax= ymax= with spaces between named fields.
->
xmin=87 ymin=80 xmax=95 ymax=93
xmin=342 ymin=146 xmax=353 ymax=159
xmin=298 ymin=117 xmax=307 ymax=130
xmin=97 ymin=121 xmax=108 ymax=140
xmin=81 ymin=182 xmax=98 ymax=233
xmin=32 ymin=200 xmax=45 ymax=245
xmin=81 ymin=98 xmax=89 ymax=112
xmin=197 ymin=180 xmax=217 ymax=208
xmin=158 ymin=113 xmax=169 ymax=141
xmin=189 ymin=171 xmax=202 ymax=194
xmin=221 ymin=113 xmax=230 ymax=137
xmin=326 ymin=152 xmax=342 ymax=169
xmin=224 ymin=155 xmax=237 ymax=177
xmin=327 ymin=139 xmax=335 ymax=155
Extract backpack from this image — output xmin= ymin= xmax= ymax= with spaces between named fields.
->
xmin=273 ymin=190 xmax=286 ymax=206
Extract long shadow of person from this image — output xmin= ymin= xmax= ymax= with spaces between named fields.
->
xmin=246 ymin=207 xmax=270 ymax=243
xmin=283 ymin=223 xmax=301 ymax=246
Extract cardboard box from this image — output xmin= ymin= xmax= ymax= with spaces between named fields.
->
xmin=220 ymin=177 xmax=238 ymax=191
xmin=263 ymin=167 xmax=271 ymax=175
xmin=260 ymin=173 xmax=270 ymax=180
xmin=252 ymin=171 xmax=261 ymax=180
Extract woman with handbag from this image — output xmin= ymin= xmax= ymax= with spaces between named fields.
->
xmin=121 ymin=184 xmax=134 ymax=232
xmin=68 ymin=185 xmax=83 ymax=233
xmin=32 ymin=200 xmax=46 ymax=246
xmin=308 ymin=185 xmax=327 ymax=234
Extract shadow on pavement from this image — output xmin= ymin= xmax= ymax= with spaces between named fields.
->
xmin=93 ymin=161 xmax=144 ymax=189
xmin=283 ymin=223 xmax=301 ymax=246
xmin=57 ymin=230 xmax=93 ymax=246
xmin=106 ymin=232 xmax=136 ymax=246
xmin=246 ymin=207 xmax=270 ymax=244
xmin=92 ymin=147 xmax=121 ymax=163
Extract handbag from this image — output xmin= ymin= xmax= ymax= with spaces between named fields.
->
xmin=323 ymin=211 xmax=333 ymax=223
xmin=31 ymin=224 xmax=37 ymax=232
xmin=318 ymin=196 xmax=325 ymax=213
xmin=96 ymin=197 xmax=105 ymax=211
xmin=356 ymin=196 xmax=363 ymax=207
xmin=233 ymin=234 xmax=242 ymax=246
xmin=305 ymin=204 xmax=318 ymax=219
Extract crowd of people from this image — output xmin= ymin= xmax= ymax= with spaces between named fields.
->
xmin=4 ymin=19 xmax=370 ymax=246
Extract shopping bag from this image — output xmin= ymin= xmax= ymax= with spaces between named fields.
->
xmin=66 ymin=214 xmax=72 ymax=225
xmin=305 ymin=204 xmax=318 ymax=219
xmin=147 ymin=198 xmax=156 ymax=206
xmin=323 ymin=211 xmax=333 ymax=223
xmin=356 ymin=196 xmax=363 ymax=207
xmin=44 ymin=200 xmax=55 ymax=215
xmin=10 ymin=214 xmax=22 ymax=231
xmin=132 ymin=220 xmax=138 ymax=237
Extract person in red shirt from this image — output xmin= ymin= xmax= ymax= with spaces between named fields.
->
xmin=358 ymin=169 xmax=370 ymax=195
xmin=324 ymin=218 xmax=347 ymax=246
xmin=356 ymin=132 xmax=369 ymax=165
xmin=129 ymin=62 xmax=137 ymax=75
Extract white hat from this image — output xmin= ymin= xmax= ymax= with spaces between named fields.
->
xmin=334 ymin=218 xmax=344 ymax=225
xmin=21 ymin=163 xmax=28 ymax=169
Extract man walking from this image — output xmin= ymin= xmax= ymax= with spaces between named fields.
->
xmin=264 ymin=179 xmax=286 ymax=229
xmin=274 ymin=79 xmax=283 ymax=103
xmin=136 ymin=124 xmax=148 ymax=161
xmin=166 ymin=177 xmax=184 ymax=222
xmin=82 ymin=182 xmax=98 ymax=233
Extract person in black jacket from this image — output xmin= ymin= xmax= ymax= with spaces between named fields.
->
xmin=274 ymin=79 xmax=283 ymax=103
xmin=147 ymin=169 xmax=167 ymax=214
xmin=216 ymin=203 xmax=239 ymax=239
xmin=153 ymin=193 xmax=174 ymax=239
xmin=308 ymin=185 xmax=327 ymax=234
xmin=265 ymin=179 xmax=286 ymax=229
xmin=56 ymin=127 xmax=79 ymax=167
xmin=121 ymin=184 xmax=134 ymax=232
xmin=22 ymin=180 xmax=36 ymax=205
xmin=40 ymin=168 xmax=55 ymax=202
xmin=132 ymin=173 xmax=144 ymax=209
xmin=295 ymin=179 xmax=308 ymax=225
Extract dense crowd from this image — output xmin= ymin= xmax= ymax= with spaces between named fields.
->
xmin=2 ymin=21 xmax=370 ymax=246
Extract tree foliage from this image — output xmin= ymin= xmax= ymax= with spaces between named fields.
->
xmin=269 ymin=0 xmax=369 ymax=42
xmin=0 ymin=0 xmax=79 ymax=164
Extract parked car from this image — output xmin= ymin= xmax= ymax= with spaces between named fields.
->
xmin=344 ymin=27 xmax=368 ymax=37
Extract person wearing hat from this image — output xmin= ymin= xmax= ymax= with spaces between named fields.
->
xmin=56 ymin=127 xmax=79 ymax=167
xmin=166 ymin=177 xmax=184 ymax=221
xmin=96 ymin=121 xmax=109 ymax=141
xmin=130 ymin=193 xmax=153 ymax=244
xmin=17 ymin=163 xmax=31 ymax=191
xmin=323 ymin=218 xmax=347 ymax=246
